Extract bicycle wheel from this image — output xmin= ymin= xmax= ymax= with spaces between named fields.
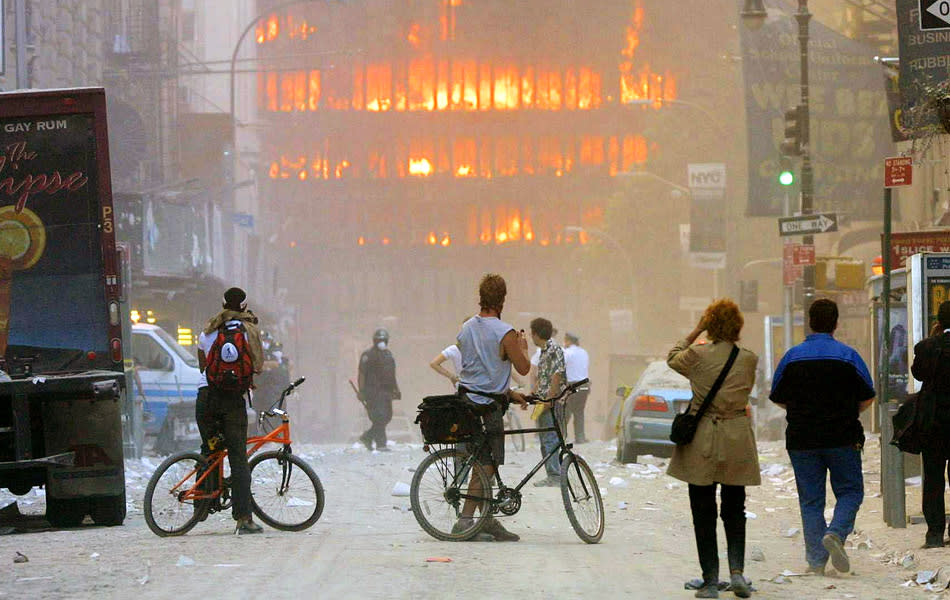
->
xmin=143 ymin=452 xmax=210 ymax=537
xmin=410 ymin=446 xmax=493 ymax=541
xmin=249 ymin=451 xmax=325 ymax=531
xmin=506 ymin=410 xmax=526 ymax=452
xmin=560 ymin=454 xmax=604 ymax=543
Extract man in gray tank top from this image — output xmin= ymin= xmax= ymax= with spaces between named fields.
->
xmin=454 ymin=274 xmax=531 ymax=541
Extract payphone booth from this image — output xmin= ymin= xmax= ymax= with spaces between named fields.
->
xmin=908 ymin=253 xmax=950 ymax=391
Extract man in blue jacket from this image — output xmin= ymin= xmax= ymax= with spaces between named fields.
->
xmin=770 ymin=299 xmax=875 ymax=575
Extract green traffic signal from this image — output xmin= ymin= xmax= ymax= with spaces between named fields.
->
xmin=779 ymin=170 xmax=795 ymax=186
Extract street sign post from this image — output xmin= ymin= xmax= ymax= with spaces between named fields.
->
xmin=884 ymin=156 xmax=913 ymax=188
xmin=778 ymin=213 xmax=838 ymax=236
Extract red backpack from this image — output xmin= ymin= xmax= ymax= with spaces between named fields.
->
xmin=205 ymin=321 xmax=254 ymax=392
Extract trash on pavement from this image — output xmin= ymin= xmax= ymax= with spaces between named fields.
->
xmin=391 ymin=481 xmax=411 ymax=496
xmin=905 ymin=476 xmax=922 ymax=486
xmin=915 ymin=570 xmax=935 ymax=585
xmin=901 ymin=552 xmax=918 ymax=570
xmin=617 ymin=501 xmax=628 ymax=510
xmin=744 ymin=511 xmax=757 ymax=519
xmin=608 ymin=476 xmax=627 ymax=487
xmin=14 ymin=551 xmax=28 ymax=564
xmin=761 ymin=463 xmax=785 ymax=477
xmin=749 ymin=547 xmax=765 ymax=562
xmin=426 ymin=557 xmax=452 ymax=563
xmin=90 ymin=552 xmax=100 ymax=559
xmin=176 ymin=555 xmax=196 ymax=567
xmin=781 ymin=527 xmax=799 ymax=538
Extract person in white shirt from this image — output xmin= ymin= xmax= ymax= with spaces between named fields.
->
xmin=430 ymin=343 xmax=462 ymax=388
xmin=563 ymin=331 xmax=591 ymax=443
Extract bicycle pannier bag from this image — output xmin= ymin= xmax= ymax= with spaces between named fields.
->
xmin=415 ymin=395 xmax=478 ymax=443
xmin=206 ymin=321 xmax=254 ymax=392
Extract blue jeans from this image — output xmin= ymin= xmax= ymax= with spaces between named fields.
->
xmin=788 ymin=446 xmax=864 ymax=568
xmin=538 ymin=407 xmax=561 ymax=477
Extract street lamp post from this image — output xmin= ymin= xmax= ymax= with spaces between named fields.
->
xmin=742 ymin=0 xmax=815 ymax=335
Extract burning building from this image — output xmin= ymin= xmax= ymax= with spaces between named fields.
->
xmin=252 ymin=0 xmax=679 ymax=439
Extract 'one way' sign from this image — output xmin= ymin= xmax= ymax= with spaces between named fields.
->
xmin=778 ymin=213 xmax=839 ymax=237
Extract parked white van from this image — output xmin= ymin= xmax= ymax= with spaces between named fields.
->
xmin=130 ymin=323 xmax=202 ymax=440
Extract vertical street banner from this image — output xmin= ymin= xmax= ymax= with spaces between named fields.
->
xmin=688 ymin=163 xmax=726 ymax=270
xmin=896 ymin=0 xmax=950 ymax=135
xmin=739 ymin=0 xmax=894 ymax=218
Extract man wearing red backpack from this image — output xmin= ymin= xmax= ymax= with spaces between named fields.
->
xmin=196 ymin=287 xmax=265 ymax=534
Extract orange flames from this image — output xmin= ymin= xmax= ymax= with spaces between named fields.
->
xmin=619 ymin=0 xmax=676 ymax=106
xmin=266 ymin=134 xmax=647 ymax=181
xmin=351 ymin=204 xmax=598 ymax=248
xmin=257 ymin=0 xmax=675 ymax=110
xmin=260 ymin=61 xmax=604 ymax=114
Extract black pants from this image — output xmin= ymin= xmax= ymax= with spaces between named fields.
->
xmin=364 ymin=399 xmax=393 ymax=449
xmin=195 ymin=386 xmax=252 ymax=520
xmin=688 ymin=483 xmax=747 ymax=584
xmin=565 ymin=387 xmax=590 ymax=442
xmin=922 ymin=449 xmax=950 ymax=541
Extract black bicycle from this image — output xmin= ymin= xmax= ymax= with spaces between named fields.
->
xmin=409 ymin=379 xmax=604 ymax=544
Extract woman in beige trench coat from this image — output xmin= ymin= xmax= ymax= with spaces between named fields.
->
xmin=667 ymin=299 xmax=760 ymax=599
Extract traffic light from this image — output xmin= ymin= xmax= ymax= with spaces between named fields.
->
xmin=778 ymin=157 xmax=795 ymax=186
xmin=780 ymin=105 xmax=803 ymax=156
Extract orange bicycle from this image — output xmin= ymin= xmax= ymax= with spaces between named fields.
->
xmin=143 ymin=377 xmax=324 ymax=536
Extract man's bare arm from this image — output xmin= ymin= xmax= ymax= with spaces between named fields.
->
xmin=502 ymin=330 xmax=530 ymax=375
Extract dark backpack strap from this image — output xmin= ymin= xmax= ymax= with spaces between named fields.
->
xmin=694 ymin=345 xmax=740 ymax=420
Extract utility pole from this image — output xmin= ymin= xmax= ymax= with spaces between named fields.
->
xmin=796 ymin=0 xmax=815 ymax=335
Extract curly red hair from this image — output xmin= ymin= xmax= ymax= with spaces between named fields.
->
xmin=703 ymin=299 xmax=743 ymax=343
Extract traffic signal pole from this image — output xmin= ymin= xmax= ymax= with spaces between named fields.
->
xmin=796 ymin=0 xmax=815 ymax=335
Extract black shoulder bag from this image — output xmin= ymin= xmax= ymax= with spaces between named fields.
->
xmin=670 ymin=345 xmax=740 ymax=446
xmin=892 ymin=340 xmax=943 ymax=455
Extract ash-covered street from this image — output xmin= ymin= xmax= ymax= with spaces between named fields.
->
xmin=0 ymin=437 xmax=938 ymax=600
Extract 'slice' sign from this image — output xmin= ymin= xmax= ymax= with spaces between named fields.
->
xmin=884 ymin=156 xmax=913 ymax=188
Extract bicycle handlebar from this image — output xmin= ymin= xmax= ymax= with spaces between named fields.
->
xmin=522 ymin=378 xmax=589 ymax=404
xmin=261 ymin=376 xmax=308 ymax=417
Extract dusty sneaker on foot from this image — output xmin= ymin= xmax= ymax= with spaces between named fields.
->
xmin=359 ymin=433 xmax=373 ymax=451
xmin=450 ymin=517 xmax=492 ymax=541
xmin=729 ymin=572 xmax=751 ymax=598
xmin=822 ymin=533 xmax=849 ymax=573
xmin=482 ymin=517 xmax=520 ymax=542
xmin=234 ymin=517 xmax=263 ymax=535
xmin=694 ymin=583 xmax=719 ymax=598
xmin=805 ymin=563 xmax=825 ymax=576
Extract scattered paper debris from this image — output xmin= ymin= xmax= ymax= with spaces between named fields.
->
xmin=617 ymin=501 xmax=629 ymax=510
xmin=176 ymin=555 xmax=195 ymax=567
xmin=745 ymin=511 xmax=757 ymax=520
xmin=781 ymin=527 xmax=800 ymax=538
xmin=749 ymin=547 xmax=766 ymax=562
xmin=391 ymin=482 xmax=411 ymax=497
xmin=90 ymin=552 xmax=100 ymax=559
xmin=608 ymin=477 xmax=627 ymax=488
xmin=14 ymin=551 xmax=28 ymax=564
xmin=905 ymin=476 xmax=922 ymax=486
